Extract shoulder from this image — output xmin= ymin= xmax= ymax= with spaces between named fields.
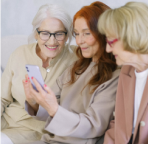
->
xmin=56 ymin=62 xmax=75 ymax=85
xmin=112 ymin=68 xmax=121 ymax=79
xmin=104 ymin=68 xmax=121 ymax=85
xmin=8 ymin=43 xmax=36 ymax=66
xmin=94 ymin=69 xmax=120 ymax=93
xmin=11 ymin=43 xmax=36 ymax=56
xmin=59 ymin=63 xmax=74 ymax=78
xmin=120 ymin=65 xmax=134 ymax=75
xmin=93 ymin=69 xmax=121 ymax=100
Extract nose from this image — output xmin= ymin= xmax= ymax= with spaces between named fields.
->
xmin=106 ymin=43 xmax=113 ymax=53
xmin=76 ymin=34 xmax=84 ymax=45
xmin=46 ymin=35 xmax=57 ymax=44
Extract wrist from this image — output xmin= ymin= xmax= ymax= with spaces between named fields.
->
xmin=30 ymin=103 xmax=39 ymax=115
xmin=49 ymin=105 xmax=59 ymax=117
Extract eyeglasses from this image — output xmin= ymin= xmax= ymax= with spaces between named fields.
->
xmin=106 ymin=38 xmax=118 ymax=47
xmin=36 ymin=29 xmax=67 ymax=41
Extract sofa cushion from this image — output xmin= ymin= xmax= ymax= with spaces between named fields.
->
xmin=1 ymin=35 xmax=28 ymax=72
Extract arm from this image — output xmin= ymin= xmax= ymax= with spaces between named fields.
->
xmin=103 ymin=120 xmax=115 ymax=144
xmin=1 ymin=54 xmax=13 ymax=116
xmin=44 ymin=74 xmax=119 ymax=138
xmin=103 ymin=72 xmax=123 ymax=144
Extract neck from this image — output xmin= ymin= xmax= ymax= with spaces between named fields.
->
xmin=133 ymin=54 xmax=148 ymax=72
xmin=36 ymin=45 xmax=52 ymax=68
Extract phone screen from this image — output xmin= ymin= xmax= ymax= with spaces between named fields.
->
xmin=25 ymin=65 xmax=45 ymax=92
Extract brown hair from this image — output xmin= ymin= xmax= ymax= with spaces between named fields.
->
xmin=69 ymin=1 xmax=117 ymax=93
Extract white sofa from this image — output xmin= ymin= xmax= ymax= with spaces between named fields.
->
xmin=1 ymin=35 xmax=28 ymax=73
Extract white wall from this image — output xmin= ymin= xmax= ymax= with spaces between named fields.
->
xmin=2 ymin=0 xmax=148 ymax=37
xmin=1 ymin=0 xmax=148 ymax=72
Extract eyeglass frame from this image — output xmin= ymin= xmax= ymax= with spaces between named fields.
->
xmin=106 ymin=38 xmax=118 ymax=47
xmin=36 ymin=28 xmax=67 ymax=41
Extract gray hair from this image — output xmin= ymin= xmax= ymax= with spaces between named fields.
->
xmin=98 ymin=2 xmax=148 ymax=54
xmin=28 ymin=4 xmax=72 ymax=48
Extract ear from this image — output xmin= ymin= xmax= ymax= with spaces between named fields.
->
xmin=35 ymin=32 xmax=38 ymax=40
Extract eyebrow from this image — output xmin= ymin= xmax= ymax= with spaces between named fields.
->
xmin=39 ymin=29 xmax=66 ymax=33
xmin=74 ymin=28 xmax=90 ymax=32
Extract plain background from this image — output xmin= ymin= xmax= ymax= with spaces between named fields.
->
xmin=2 ymin=0 xmax=148 ymax=37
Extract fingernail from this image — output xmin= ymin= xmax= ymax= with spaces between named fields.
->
xmin=31 ymin=77 xmax=33 ymax=79
xmin=44 ymin=84 xmax=47 ymax=87
xmin=25 ymin=80 xmax=28 ymax=83
xmin=28 ymin=77 xmax=30 ymax=80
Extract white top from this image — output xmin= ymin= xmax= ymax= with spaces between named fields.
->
xmin=132 ymin=68 xmax=148 ymax=133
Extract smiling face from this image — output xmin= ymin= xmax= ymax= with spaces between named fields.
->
xmin=106 ymin=36 xmax=134 ymax=66
xmin=74 ymin=17 xmax=99 ymax=62
xmin=36 ymin=17 xmax=67 ymax=60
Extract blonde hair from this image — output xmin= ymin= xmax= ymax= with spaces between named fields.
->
xmin=98 ymin=2 xmax=148 ymax=54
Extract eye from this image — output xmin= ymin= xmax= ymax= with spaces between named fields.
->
xmin=74 ymin=32 xmax=79 ymax=37
xmin=41 ymin=32 xmax=49 ymax=35
xmin=84 ymin=33 xmax=90 ymax=36
xmin=56 ymin=33 xmax=64 ymax=36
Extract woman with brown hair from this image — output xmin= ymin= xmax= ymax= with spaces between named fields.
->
xmin=23 ymin=1 xmax=120 ymax=144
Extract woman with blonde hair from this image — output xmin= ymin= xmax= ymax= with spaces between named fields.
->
xmin=98 ymin=2 xmax=148 ymax=144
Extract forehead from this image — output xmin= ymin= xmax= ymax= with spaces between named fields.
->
xmin=39 ymin=17 xmax=65 ymax=31
xmin=74 ymin=17 xmax=89 ymax=31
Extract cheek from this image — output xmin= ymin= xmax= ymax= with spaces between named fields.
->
xmin=37 ymin=37 xmax=45 ymax=45
xmin=86 ymin=37 xmax=96 ymax=46
xmin=75 ymin=37 xmax=79 ymax=45
xmin=58 ymin=41 xmax=65 ymax=48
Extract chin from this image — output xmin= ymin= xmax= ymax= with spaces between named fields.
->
xmin=116 ymin=60 xmax=123 ymax=66
xmin=82 ymin=54 xmax=91 ymax=58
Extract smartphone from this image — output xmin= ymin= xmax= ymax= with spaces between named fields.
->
xmin=25 ymin=64 xmax=45 ymax=92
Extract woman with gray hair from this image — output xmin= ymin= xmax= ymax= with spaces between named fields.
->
xmin=98 ymin=2 xmax=148 ymax=144
xmin=1 ymin=4 xmax=77 ymax=144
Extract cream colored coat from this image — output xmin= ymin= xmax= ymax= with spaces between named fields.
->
xmin=1 ymin=43 xmax=78 ymax=144
xmin=26 ymin=63 xmax=120 ymax=144
xmin=104 ymin=65 xmax=148 ymax=144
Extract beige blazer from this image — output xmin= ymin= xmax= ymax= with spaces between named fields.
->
xmin=26 ymin=63 xmax=120 ymax=144
xmin=104 ymin=65 xmax=148 ymax=144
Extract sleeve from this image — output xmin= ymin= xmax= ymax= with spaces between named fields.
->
xmin=1 ymin=54 xmax=14 ymax=116
xmin=25 ymin=101 xmax=50 ymax=121
xmin=43 ymin=74 xmax=119 ymax=139
xmin=103 ymin=120 xmax=115 ymax=144
xmin=103 ymin=71 xmax=122 ymax=144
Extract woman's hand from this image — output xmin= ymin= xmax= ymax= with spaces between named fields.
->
xmin=22 ymin=74 xmax=39 ymax=113
xmin=28 ymin=77 xmax=59 ymax=117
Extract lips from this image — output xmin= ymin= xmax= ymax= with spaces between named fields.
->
xmin=114 ymin=55 xmax=118 ymax=58
xmin=45 ymin=45 xmax=58 ymax=51
xmin=80 ymin=47 xmax=88 ymax=50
